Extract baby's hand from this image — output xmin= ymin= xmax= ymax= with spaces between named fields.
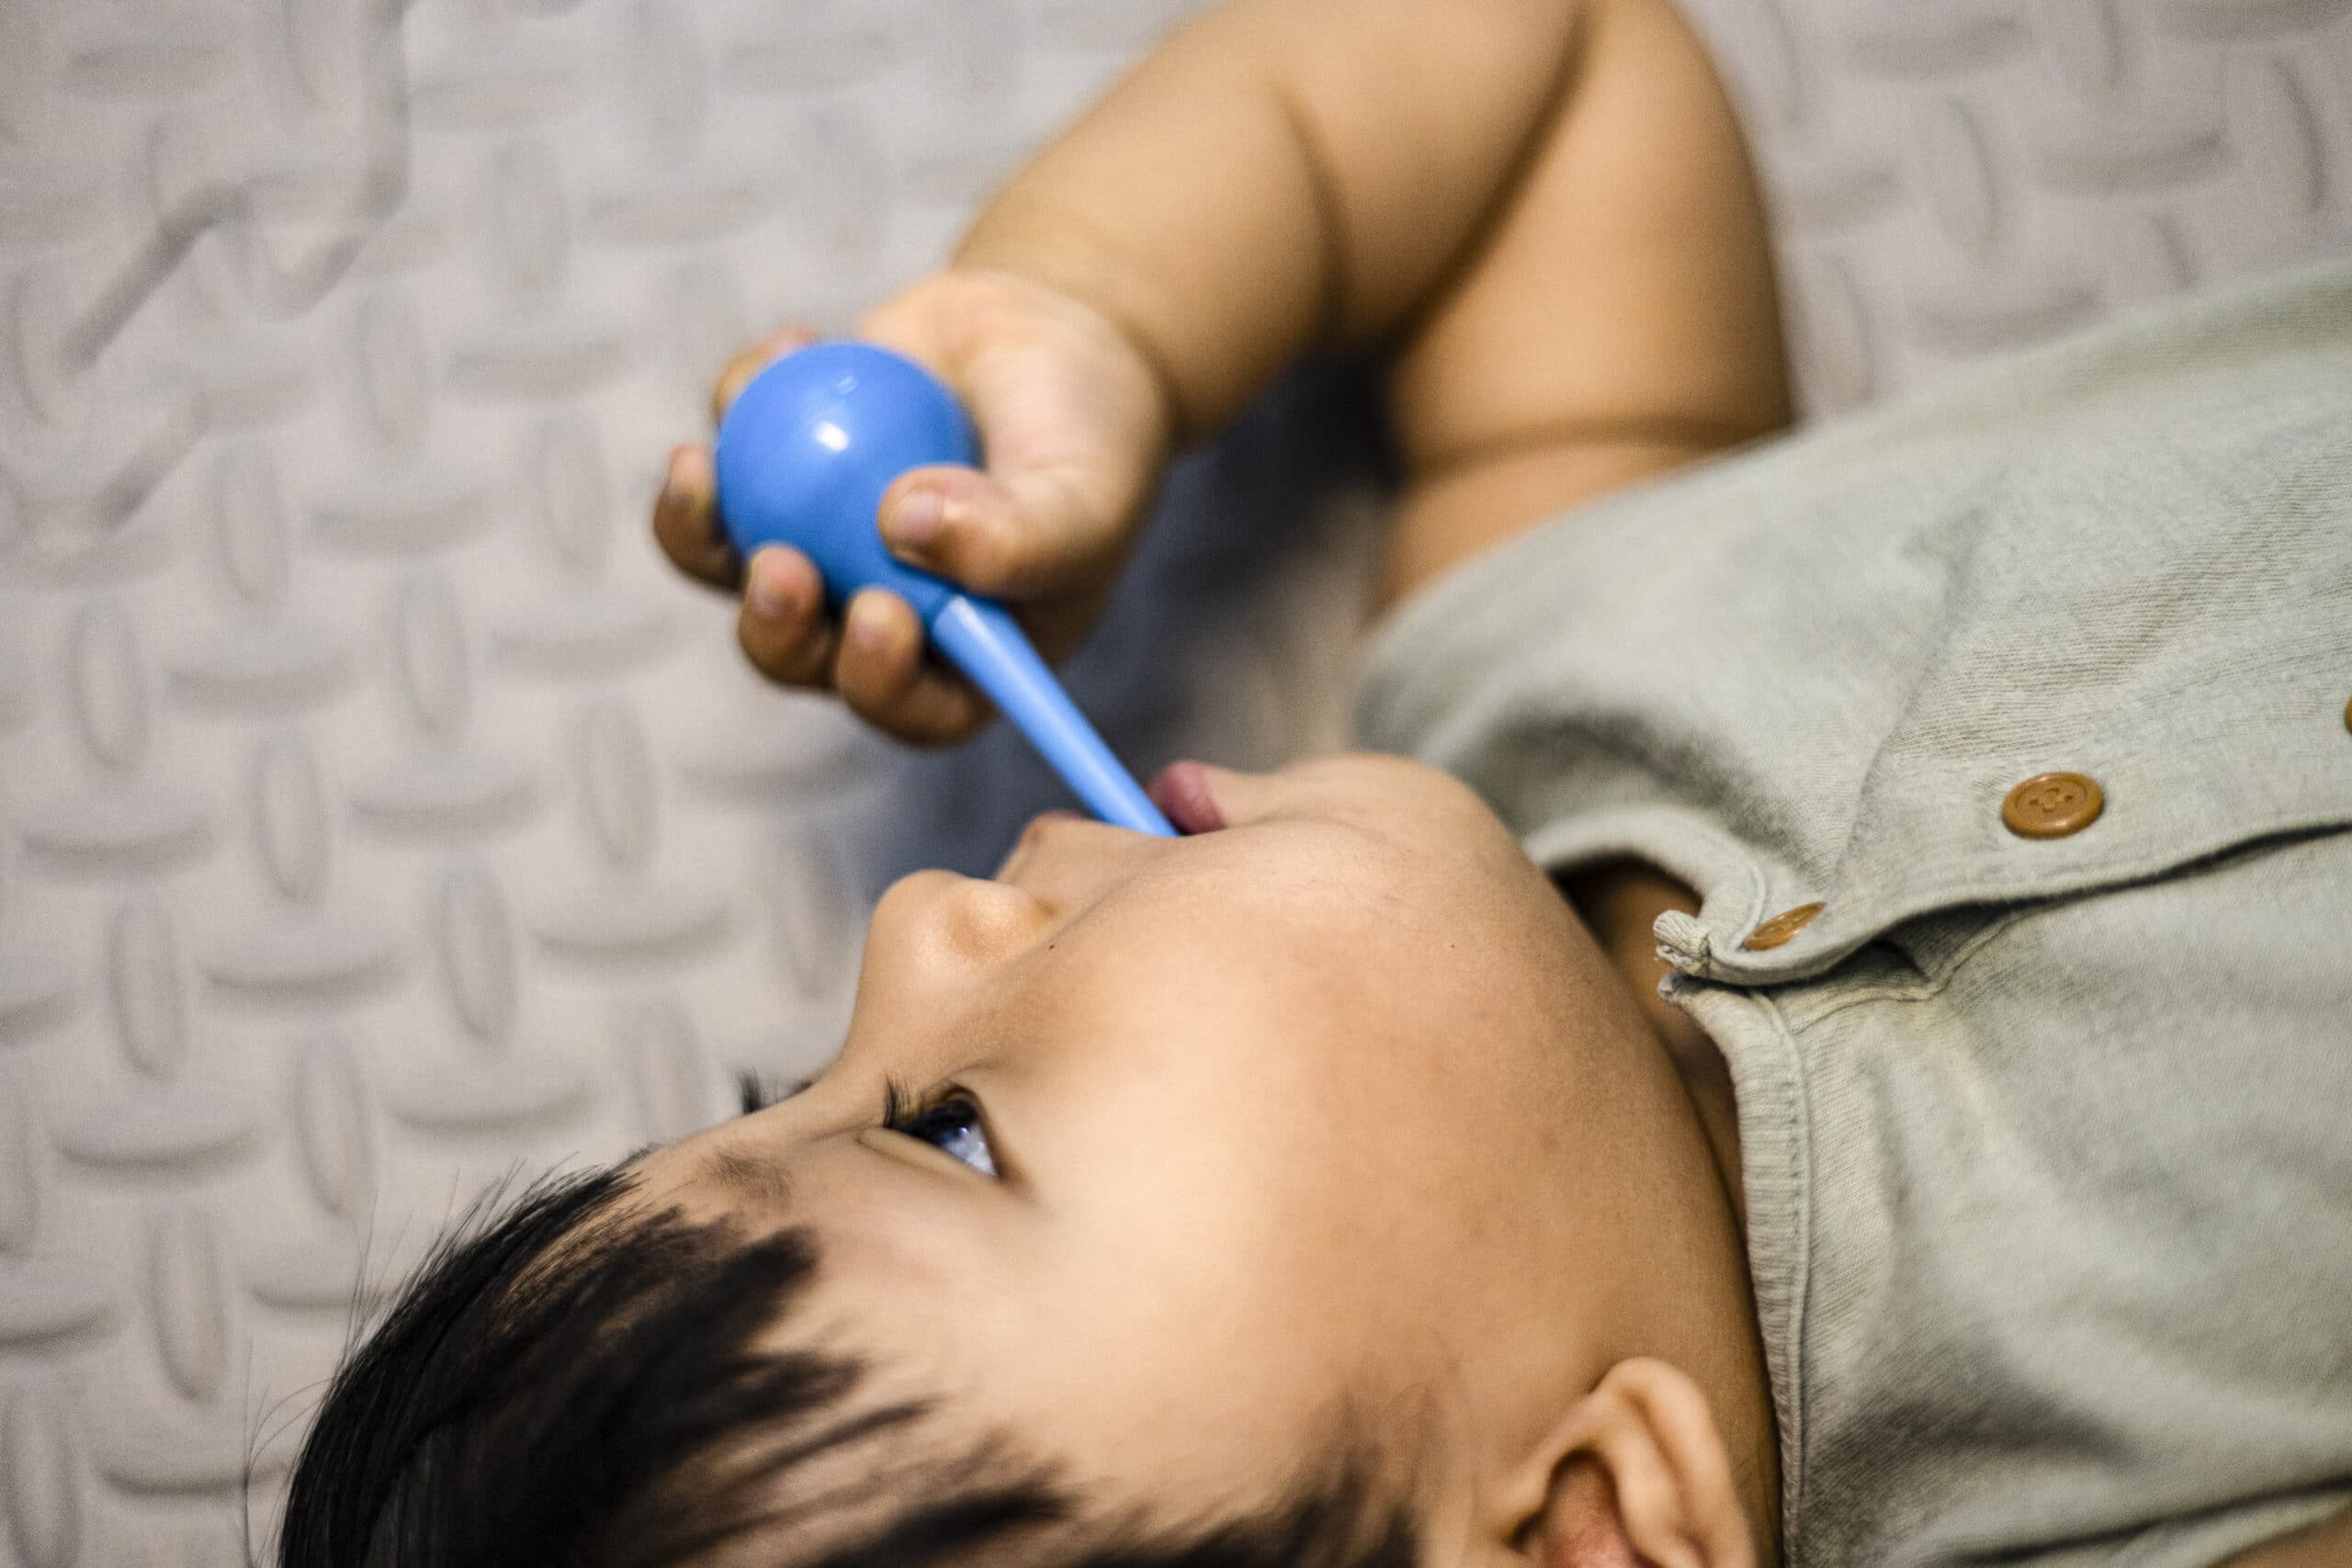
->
xmin=651 ymin=269 xmax=1174 ymax=745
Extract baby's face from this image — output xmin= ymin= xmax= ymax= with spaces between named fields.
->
xmin=634 ymin=755 xmax=1690 ymax=1545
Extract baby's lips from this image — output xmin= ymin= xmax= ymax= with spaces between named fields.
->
xmin=1146 ymin=761 xmax=1225 ymax=835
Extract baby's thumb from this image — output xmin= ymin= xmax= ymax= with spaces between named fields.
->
xmin=878 ymin=463 xmax=1114 ymax=603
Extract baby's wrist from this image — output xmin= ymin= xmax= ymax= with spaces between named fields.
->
xmin=946 ymin=233 xmax=1195 ymax=447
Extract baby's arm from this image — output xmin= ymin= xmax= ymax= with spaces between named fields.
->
xmin=962 ymin=0 xmax=1791 ymax=602
xmin=964 ymin=0 xmax=1607 ymax=437
xmin=657 ymin=0 xmax=1788 ymax=737
xmin=1380 ymin=0 xmax=1790 ymax=600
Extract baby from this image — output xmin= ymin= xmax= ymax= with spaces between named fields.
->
xmin=277 ymin=1 xmax=2352 ymax=1564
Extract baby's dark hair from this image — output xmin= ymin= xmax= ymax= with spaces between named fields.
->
xmin=277 ymin=1159 xmax=1420 ymax=1568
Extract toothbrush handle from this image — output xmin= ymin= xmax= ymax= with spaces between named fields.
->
xmin=928 ymin=595 xmax=1175 ymax=838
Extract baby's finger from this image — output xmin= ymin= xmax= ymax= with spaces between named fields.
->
xmin=736 ymin=547 xmax=836 ymax=687
xmin=832 ymin=589 xmax=992 ymax=746
xmin=652 ymin=445 xmax=739 ymax=592
xmin=879 ymin=464 xmax=1106 ymax=604
xmin=709 ymin=324 xmax=822 ymax=428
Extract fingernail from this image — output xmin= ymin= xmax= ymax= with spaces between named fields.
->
xmin=888 ymin=489 xmax=944 ymax=552
xmin=747 ymin=553 xmax=796 ymax=619
xmin=847 ymin=596 xmax=893 ymax=653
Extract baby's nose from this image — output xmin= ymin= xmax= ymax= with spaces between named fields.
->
xmin=989 ymin=808 xmax=1168 ymax=915
xmin=993 ymin=808 xmax=1087 ymax=881
xmin=870 ymin=868 xmax=1053 ymax=969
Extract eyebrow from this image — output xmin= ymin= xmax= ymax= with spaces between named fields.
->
xmin=702 ymin=1143 xmax=797 ymax=1207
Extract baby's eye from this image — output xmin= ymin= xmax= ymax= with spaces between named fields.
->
xmin=889 ymin=1090 xmax=998 ymax=1179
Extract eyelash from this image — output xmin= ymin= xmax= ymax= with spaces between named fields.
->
xmin=880 ymin=1075 xmax=918 ymax=1131
xmin=736 ymin=1071 xmax=978 ymax=1143
xmin=881 ymin=1076 xmax=992 ymax=1146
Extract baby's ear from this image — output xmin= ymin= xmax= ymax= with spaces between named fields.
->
xmin=1495 ymin=1359 xmax=1757 ymax=1568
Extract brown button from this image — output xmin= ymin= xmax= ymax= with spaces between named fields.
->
xmin=2343 ymin=692 xmax=2352 ymax=735
xmin=1743 ymin=901 xmax=1825 ymax=952
xmin=2003 ymin=772 xmax=2105 ymax=839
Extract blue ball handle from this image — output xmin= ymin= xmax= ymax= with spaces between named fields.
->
xmin=712 ymin=342 xmax=1175 ymax=838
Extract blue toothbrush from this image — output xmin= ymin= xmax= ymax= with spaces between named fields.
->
xmin=713 ymin=342 xmax=1176 ymax=838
